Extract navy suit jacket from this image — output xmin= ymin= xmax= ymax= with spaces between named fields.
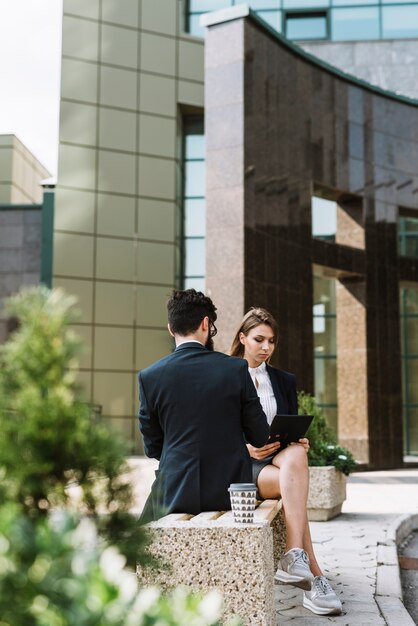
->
xmin=138 ymin=342 xmax=269 ymax=521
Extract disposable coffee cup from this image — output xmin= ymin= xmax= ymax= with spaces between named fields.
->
xmin=228 ymin=483 xmax=257 ymax=524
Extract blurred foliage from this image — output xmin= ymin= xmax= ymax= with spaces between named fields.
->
xmin=0 ymin=286 xmax=240 ymax=626
xmin=298 ymin=391 xmax=357 ymax=475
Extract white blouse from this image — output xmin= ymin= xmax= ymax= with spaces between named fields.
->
xmin=248 ymin=361 xmax=277 ymax=425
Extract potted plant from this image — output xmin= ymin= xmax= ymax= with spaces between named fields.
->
xmin=298 ymin=392 xmax=357 ymax=521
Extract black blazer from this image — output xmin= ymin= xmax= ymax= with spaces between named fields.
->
xmin=138 ymin=342 xmax=269 ymax=521
xmin=265 ymin=364 xmax=298 ymax=416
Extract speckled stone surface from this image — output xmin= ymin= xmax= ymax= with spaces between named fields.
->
xmin=307 ymin=466 xmax=347 ymax=521
xmin=137 ymin=501 xmax=286 ymax=626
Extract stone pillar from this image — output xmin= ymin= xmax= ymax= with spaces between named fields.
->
xmin=336 ymin=278 xmax=369 ymax=463
xmin=205 ymin=19 xmax=246 ymax=354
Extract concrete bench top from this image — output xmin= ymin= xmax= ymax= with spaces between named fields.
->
xmin=147 ymin=499 xmax=282 ymax=529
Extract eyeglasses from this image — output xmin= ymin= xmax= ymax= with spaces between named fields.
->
xmin=209 ymin=320 xmax=218 ymax=338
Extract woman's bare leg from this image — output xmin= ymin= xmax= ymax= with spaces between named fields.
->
xmin=257 ymin=446 xmax=323 ymax=576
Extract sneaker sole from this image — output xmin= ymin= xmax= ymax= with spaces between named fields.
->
xmin=303 ymin=596 xmax=342 ymax=615
xmin=274 ymin=570 xmax=313 ymax=591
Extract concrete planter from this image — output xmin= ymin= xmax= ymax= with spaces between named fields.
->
xmin=307 ymin=466 xmax=347 ymax=521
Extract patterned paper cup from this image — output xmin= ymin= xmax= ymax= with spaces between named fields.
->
xmin=228 ymin=483 xmax=257 ymax=524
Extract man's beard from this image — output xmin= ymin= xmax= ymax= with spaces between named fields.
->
xmin=205 ymin=335 xmax=214 ymax=351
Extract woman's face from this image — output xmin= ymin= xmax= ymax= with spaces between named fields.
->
xmin=240 ymin=323 xmax=276 ymax=368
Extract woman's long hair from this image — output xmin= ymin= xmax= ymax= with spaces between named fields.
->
xmin=230 ymin=307 xmax=279 ymax=359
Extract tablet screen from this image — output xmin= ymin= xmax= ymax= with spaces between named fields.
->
xmin=267 ymin=414 xmax=314 ymax=449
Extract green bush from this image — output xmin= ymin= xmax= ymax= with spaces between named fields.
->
xmin=0 ymin=286 xmax=240 ymax=626
xmin=298 ymin=391 xmax=357 ymax=475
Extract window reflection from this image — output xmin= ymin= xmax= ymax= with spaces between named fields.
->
xmin=257 ymin=10 xmax=282 ymax=30
xmin=186 ymin=0 xmax=418 ymax=43
xmin=183 ymin=117 xmax=205 ymax=290
xmin=332 ymin=7 xmax=380 ymax=40
xmin=313 ymin=275 xmax=338 ymax=434
xmin=286 ymin=11 xmax=328 ymax=39
xmin=399 ymin=215 xmax=418 ymax=258
xmin=312 ymin=196 xmax=337 ymax=241
xmin=382 ymin=6 xmax=418 ymax=38
xmin=400 ymin=287 xmax=418 ymax=455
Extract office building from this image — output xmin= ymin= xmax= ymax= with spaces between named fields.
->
xmin=54 ymin=0 xmax=418 ymax=465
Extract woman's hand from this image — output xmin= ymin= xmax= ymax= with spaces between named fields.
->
xmin=297 ymin=437 xmax=310 ymax=453
xmin=247 ymin=440 xmax=281 ymax=460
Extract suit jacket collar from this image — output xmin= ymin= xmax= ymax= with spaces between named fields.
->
xmin=175 ymin=341 xmax=207 ymax=352
xmin=266 ymin=363 xmax=287 ymax=413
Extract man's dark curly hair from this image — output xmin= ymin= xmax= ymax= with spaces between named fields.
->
xmin=167 ymin=289 xmax=217 ymax=336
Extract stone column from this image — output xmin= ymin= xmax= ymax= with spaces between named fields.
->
xmin=336 ymin=277 xmax=369 ymax=463
xmin=205 ymin=18 xmax=246 ymax=353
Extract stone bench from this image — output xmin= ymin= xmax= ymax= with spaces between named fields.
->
xmin=137 ymin=499 xmax=286 ymax=626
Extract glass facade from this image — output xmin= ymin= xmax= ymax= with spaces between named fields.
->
xmin=313 ymin=275 xmax=338 ymax=434
xmin=400 ymin=288 xmax=418 ymax=455
xmin=186 ymin=0 xmax=418 ymax=41
xmin=312 ymin=196 xmax=337 ymax=241
xmin=183 ymin=118 xmax=206 ymax=291
xmin=399 ymin=215 xmax=418 ymax=257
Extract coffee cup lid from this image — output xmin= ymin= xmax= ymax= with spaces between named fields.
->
xmin=228 ymin=483 xmax=256 ymax=491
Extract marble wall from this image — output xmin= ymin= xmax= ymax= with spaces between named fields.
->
xmin=204 ymin=7 xmax=418 ymax=468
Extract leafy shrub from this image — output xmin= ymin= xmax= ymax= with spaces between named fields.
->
xmin=0 ymin=286 xmax=240 ymax=626
xmin=298 ymin=391 xmax=357 ymax=475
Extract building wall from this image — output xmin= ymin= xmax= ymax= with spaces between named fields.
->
xmin=0 ymin=208 xmax=42 ymax=342
xmin=55 ymin=0 xmax=204 ymax=452
xmin=0 ymin=135 xmax=50 ymax=204
xmin=204 ymin=10 xmax=418 ymax=468
xmin=301 ymin=40 xmax=418 ymax=100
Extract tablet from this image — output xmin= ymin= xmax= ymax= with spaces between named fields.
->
xmin=267 ymin=414 xmax=314 ymax=449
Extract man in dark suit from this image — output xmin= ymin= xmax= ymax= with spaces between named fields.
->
xmin=138 ymin=289 xmax=269 ymax=522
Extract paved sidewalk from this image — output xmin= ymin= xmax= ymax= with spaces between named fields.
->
xmin=129 ymin=460 xmax=418 ymax=624
xmin=276 ymin=469 xmax=418 ymax=625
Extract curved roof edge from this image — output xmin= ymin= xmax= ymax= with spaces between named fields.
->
xmin=201 ymin=4 xmax=418 ymax=109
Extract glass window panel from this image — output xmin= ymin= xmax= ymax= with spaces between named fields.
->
xmin=189 ymin=0 xmax=232 ymax=11
xmin=313 ymin=275 xmax=336 ymax=314
xmin=185 ymin=133 xmax=205 ymax=160
xmin=399 ymin=216 xmax=418 ymax=257
xmin=382 ymin=0 xmax=417 ymax=3
xmin=185 ymin=199 xmax=206 ymax=237
xmin=185 ymin=238 xmax=205 ymax=276
xmin=406 ymin=360 xmax=418 ymax=404
xmin=314 ymin=318 xmax=337 ymax=354
xmin=312 ymin=196 xmax=337 ymax=239
xmin=256 ymin=9 xmax=282 ymax=30
xmin=404 ymin=407 xmax=418 ymax=455
xmin=284 ymin=0 xmax=330 ymax=7
xmin=185 ymin=160 xmax=205 ymax=197
xmin=184 ymin=277 xmax=206 ymax=292
xmin=332 ymin=0 xmax=377 ymax=4
xmin=188 ymin=13 xmax=205 ymax=37
xmin=321 ymin=406 xmax=338 ymax=437
xmin=286 ymin=13 xmax=328 ymax=38
xmin=314 ymin=357 xmax=337 ymax=404
xmin=382 ymin=6 xmax=418 ymax=38
xmin=249 ymin=0 xmax=280 ymax=8
xmin=332 ymin=7 xmax=379 ymax=40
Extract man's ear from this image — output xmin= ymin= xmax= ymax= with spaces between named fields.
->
xmin=167 ymin=323 xmax=175 ymax=337
xmin=201 ymin=316 xmax=209 ymax=333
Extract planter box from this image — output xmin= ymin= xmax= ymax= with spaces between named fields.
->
xmin=307 ymin=466 xmax=347 ymax=521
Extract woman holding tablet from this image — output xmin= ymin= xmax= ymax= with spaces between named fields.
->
xmin=230 ymin=308 xmax=342 ymax=616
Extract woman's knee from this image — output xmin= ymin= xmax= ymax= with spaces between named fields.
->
xmin=282 ymin=443 xmax=308 ymax=468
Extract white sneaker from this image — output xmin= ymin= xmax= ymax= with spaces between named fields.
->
xmin=303 ymin=575 xmax=342 ymax=615
xmin=274 ymin=547 xmax=314 ymax=590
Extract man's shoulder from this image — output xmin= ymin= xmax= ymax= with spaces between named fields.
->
xmin=139 ymin=352 xmax=174 ymax=379
xmin=209 ymin=351 xmax=248 ymax=372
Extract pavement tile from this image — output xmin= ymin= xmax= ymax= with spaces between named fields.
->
xmin=275 ymin=469 xmax=418 ymax=626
